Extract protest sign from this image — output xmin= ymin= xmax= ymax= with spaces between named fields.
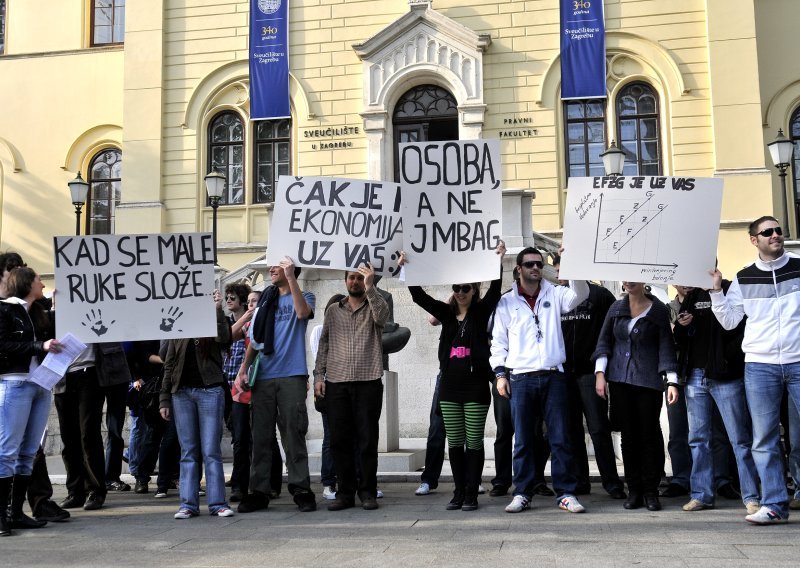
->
xmin=268 ymin=176 xmax=404 ymax=276
xmin=53 ymin=233 xmax=218 ymax=343
xmin=558 ymin=176 xmax=723 ymax=288
xmin=398 ymin=139 xmax=503 ymax=285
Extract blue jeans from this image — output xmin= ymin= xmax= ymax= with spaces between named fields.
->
xmin=171 ymin=386 xmax=228 ymax=514
xmin=787 ymin=395 xmax=800 ymax=499
xmin=421 ymin=372 xmax=445 ymax=488
xmin=321 ymin=412 xmax=336 ymax=487
xmin=685 ymin=369 xmax=759 ymax=505
xmin=509 ymin=371 xmax=576 ymax=499
xmin=0 ymin=379 xmax=52 ymax=477
xmin=744 ymin=362 xmax=800 ymax=517
xmin=128 ymin=413 xmax=148 ymax=479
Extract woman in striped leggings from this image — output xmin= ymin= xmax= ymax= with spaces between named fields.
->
xmin=403 ymin=242 xmax=505 ymax=510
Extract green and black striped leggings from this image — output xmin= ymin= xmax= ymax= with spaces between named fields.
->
xmin=439 ymin=401 xmax=490 ymax=451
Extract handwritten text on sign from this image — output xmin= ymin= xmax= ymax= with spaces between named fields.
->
xmin=559 ymin=176 xmax=723 ymax=288
xmin=53 ymin=233 xmax=218 ymax=342
xmin=399 ymin=140 xmax=503 ymax=286
xmin=268 ymin=176 xmax=404 ymax=276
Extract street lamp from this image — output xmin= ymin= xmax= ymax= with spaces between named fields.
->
xmin=767 ymin=128 xmax=795 ymax=238
xmin=68 ymin=172 xmax=89 ymax=236
xmin=204 ymin=170 xmax=226 ymax=265
xmin=600 ymin=140 xmax=626 ymax=177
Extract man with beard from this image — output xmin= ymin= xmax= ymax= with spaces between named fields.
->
xmin=314 ymin=263 xmax=389 ymax=511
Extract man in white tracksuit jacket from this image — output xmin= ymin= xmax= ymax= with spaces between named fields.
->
xmin=491 ymin=246 xmax=589 ymax=514
xmin=711 ymin=215 xmax=800 ymax=525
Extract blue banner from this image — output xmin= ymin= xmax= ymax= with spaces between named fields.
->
xmin=560 ymin=0 xmax=606 ymax=100
xmin=250 ymin=0 xmax=290 ymax=120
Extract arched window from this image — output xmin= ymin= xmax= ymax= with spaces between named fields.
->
xmin=87 ymin=149 xmax=122 ymax=235
xmin=392 ymin=85 xmax=458 ymax=181
xmin=208 ymin=112 xmax=244 ymax=205
xmin=254 ymin=119 xmax=291 ymax=204
xmin=91 ymin=0 xmax=125 ymax=46
xmin=616 ymin=82 xmax=661 ymax=175
xmin=564 ymin=100 xmax=607 ymax=178
xmin=789 ymin=108 xmax=800 ymax=231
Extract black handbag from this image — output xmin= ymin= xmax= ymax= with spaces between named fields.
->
xmin=141 ymin=373 xmax=164 ymax=427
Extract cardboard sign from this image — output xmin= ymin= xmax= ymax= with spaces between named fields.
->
xmin=398 ymin=139 xmax=503 ymax=285
xmin=53 ymin=233 xmax=218 ymax=342
xmin=559 ymin=176 xmax=724 ymax=288
xmin=268 ymin=176 xmax=404 ymax=276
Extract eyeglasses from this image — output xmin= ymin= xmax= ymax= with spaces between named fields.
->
xmin=521 ymin=260 xmax=544 ymax=269
xmin=757 ymin=226 xmax=783 ymax=238
xmin=452 ymin=285 xmax=473 ymax=294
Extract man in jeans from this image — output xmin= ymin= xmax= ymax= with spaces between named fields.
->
xmin=711 ymin=215 xmax=800 ymax=524
xmin=673 ymin=284 xmax=759 ymax=514
xmin=235 ymin=257 xmax=316 ymax=513
xmin=491 ymin=247 xmax=589 ymax=514
xmin=314 ymin=263 xmax=389 ymax=511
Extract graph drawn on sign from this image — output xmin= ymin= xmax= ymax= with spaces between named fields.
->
xmin=592 ymin=191 xmax=677 ymax=279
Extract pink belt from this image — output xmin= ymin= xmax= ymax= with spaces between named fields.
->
xmin=450 ymin=346 xmax=471 ymax=359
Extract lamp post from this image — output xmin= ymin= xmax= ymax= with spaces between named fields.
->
xmin=767 ymin=128 xmax=795 ymax=238
xmin=204 ymin=170 xmax=226 ymax=265
xmin=68 ymin=172 xmax=89 ymax=236
xmin=600 ymin=140 xmax=626 ymax=177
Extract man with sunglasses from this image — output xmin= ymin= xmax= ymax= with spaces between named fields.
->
xmin=711 ymin=215 xmax=800 ymax=524
xmin=490 ymin=247 xmax=589 ymax=514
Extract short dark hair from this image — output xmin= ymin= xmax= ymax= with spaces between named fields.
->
xmin=7 ymin=267 xmax=37 ymax=299
xmin=748 ymin=216 xmax=779 ymax=236
xmin=551 ymin=254 xmax=562 ymax=267
xmin=224 ymin=282 xmax=251 ymax=304
xmin=0 ymin=251 xmax=25 ymax=273
xmin=515 ymin=246 xmax=543 ymax=267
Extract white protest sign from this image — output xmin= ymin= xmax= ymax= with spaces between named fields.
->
xmin=53 ymin=233 xmax=218 ymax=343
xmin=559 ymin=176 xmax=723 ymax=288
xmin=399 ymin=139 xmax=503 ymax=285
xmin=268 ymin=176 xmax=404 ymax=276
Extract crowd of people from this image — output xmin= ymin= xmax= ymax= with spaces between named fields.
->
xmin=0 ymin=214 xmax=799 ymax=536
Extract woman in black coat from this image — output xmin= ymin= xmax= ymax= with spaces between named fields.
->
xmin=593 ymin=282 xmax=678 ymax=512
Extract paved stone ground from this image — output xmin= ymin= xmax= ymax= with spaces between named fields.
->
xmin=4 ymin=481 xmax=800 ymax=567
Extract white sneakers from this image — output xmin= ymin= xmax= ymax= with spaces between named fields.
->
xmin=212 ymin=507 xmax=235 ymax=517
xmin=745 ymin=506 xmax=787 ymax=525
xmin=558 ymin=496 xmax=586 ymax=513
xmin=322 ymin=486 xmax=337 ymax=500
xmin=415 ymin=482 xmax=431 ymax=496
xmin=505 ymin=495 xmax=530 ymax=513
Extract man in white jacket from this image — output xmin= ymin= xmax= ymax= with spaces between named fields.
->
xmin=711 ymin=215 xmax=800 ymax=525
xmin=491 ymin=247 xmax=589 ymax=514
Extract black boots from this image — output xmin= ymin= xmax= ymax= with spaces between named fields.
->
xmin=463 ymin=448 xmax=485 ymax=512
xmin=8 ymin=475 xmax=47 ymax=529
xmin=446 ymin=447 xmax=466 ymax=510
xmin=0 ymin=476 xmax=12 ymax=536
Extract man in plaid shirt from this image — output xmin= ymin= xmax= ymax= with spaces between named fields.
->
xmin=314 ymin=262 xmax=389 ymax=512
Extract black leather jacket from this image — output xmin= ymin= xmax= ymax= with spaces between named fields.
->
xmin=0 ymin=298 xmax=53 ymax=375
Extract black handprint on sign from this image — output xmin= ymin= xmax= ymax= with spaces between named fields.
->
xmin=160 ymin=306 xmax=184 ymax=332
xmin=81 ymin=309 xmax=115 ymax=337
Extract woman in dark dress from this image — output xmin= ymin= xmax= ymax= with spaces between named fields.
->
xmin=401 ymin=242 xmax=505 ymax=511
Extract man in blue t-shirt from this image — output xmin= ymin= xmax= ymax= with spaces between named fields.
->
xmin=235 ymin=257 xmax=316 ymax=513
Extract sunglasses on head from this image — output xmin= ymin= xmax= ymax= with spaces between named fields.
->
xmin=452 ymin=285 xmax=473 ymax=294
xmin=521 ymin=260 xmax=544 ymax=269
xmin=757 ymin=226 xmax=783 ymax=238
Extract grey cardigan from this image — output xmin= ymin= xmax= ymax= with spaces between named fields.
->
xmin=591 ymin=295 xmax=677 ymax=392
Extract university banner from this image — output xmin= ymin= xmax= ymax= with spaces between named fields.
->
xmin=250 ymin=0 xmax=290 ymax=120
xmin=560 ymin=0 xmax=606 ymax=99
xmin=53 ymin=233 xmax=218 ymax=343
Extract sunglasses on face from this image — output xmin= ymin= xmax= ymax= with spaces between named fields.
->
xmin=757 ymin=226 xmax=783 ymax=238
xmin=452 ymin=285 xmax=473 ymax=294
xmin=226 ymin=295 xmax=238 ymax=301
xmin=521 ymin=260 xmax=544 ymax=269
